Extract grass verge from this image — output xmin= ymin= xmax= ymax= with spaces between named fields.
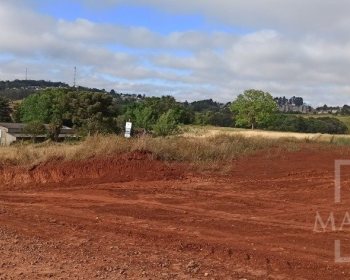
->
xmin=0 ymin=134 xmax=302 ymax=167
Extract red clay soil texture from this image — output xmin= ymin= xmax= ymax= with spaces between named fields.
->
xmin=1 ymin=148 xmax=350 ymax=279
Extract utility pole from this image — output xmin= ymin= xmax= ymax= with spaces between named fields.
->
xmin=25 ymin=68 xmax=28 ymax=80
xmin=73 ymin=66 xmax=77 ymax=88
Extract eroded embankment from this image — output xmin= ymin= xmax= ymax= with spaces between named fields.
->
xmin=0 ymin=151 xmax=186 ymax=187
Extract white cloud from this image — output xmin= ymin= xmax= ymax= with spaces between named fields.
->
xmin=1 ymin=0 xmax=350 ymax=105
xmin=87 ymin=0 xmax=350 ymax=36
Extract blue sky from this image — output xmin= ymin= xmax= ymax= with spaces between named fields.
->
xmin=38 ymin=2 xmax=204 ymax=34
xmin=36 ymin=0 xmax=252 ymax=36
xmin=1 ymin=0 xmax=350 ymax=105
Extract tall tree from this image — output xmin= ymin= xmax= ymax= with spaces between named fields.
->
xmin=231 ymin=89 xmax=278 ymax=129
xmin=23 ymin=121 xmax=47 ymax=142
xmin=69 ymin=91 xmax=119 ymax=135
xmin=20 ymin=89 xmax=119 ymax=139
xmin=124 ymin=95 xmax=189 ymax=131
xmin=0 ymin=96 xmax=12 ymax=122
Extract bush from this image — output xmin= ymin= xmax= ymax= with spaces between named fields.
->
xmin=267 ymin=114 xmax=348 ymax=134
xmin=153 ymin=109 xmax=179 ymax=136
xmin=23 ymin=121 xmax=47 ymax=142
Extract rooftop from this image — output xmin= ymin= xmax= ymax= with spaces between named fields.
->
xmin=0 ymin=123 xmax=75 ymax=135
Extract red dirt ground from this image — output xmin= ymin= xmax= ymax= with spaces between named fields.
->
xmin=1 ymin=148 xmax=350 ymax=279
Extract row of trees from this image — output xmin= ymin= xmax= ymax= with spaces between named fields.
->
xmin=230 ymin=90 xmax=348 ymax=134
xmin=268 ymin=115 xmax=348 ymax=134
xmin=0 ymin=88 xmax=348 ymax=138
xmin=17 ymin=89 xmax=118 ymax=139
xmin=9 ymin=90 xmax=193 ymax=137
xmin=0 ymin=89 xmax=235 ymax=137
xmin=123 ymin=96 xmax=187 ymax=136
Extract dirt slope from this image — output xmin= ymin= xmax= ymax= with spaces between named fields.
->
xmin=0 ymin=151 xmax=185 ymax=187
xmin=1 ymin=148 xmax=350 ymax=279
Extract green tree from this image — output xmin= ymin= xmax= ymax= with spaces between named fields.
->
xmin=124 ymin=95 xmax=186 ymax=132
xmin=0 ymin=96 xmax=12 ymax=122
xmin=12 ymin=103 xmax=22 ymax=122
xmin=23 ymin=121 xmax=47 ymax=142
xmin=231 ymin=89 xmax=278 ymax=129
xmin=20 ymin=89 xmax=119 ymax=139
xmin=153 ymin=109 xmax=179 ymax=136
xmin=20 ymin=89 xmax=70 ymax=140
xmin=133 ymin=106 xmax=155 ymax=131
xmin=68 ymin=91 xmax=119 ymax=135
xmin=20 ymin=89 xmax=68 ymax=123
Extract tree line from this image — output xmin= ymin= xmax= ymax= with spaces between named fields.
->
xmin=0 ymin=87 xmax=348 ymax=138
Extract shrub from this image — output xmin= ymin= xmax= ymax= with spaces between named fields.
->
xmin=153 ymin=109 xmax=179 ymax=136
xmin=268 ymin=115 xmax=348 ymax=134
xmin=23 ymin=121 xmax=47 ymax=142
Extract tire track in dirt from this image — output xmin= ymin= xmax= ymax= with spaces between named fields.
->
xmin=1 ymin=149 xmax=350 ymax=279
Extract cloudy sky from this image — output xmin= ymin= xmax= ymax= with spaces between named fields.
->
xmin=1 ymin=0 xmax=350 ymax=105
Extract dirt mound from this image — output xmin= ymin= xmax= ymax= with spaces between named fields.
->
xmin=0 ymin=150 xmax=186 ymax=187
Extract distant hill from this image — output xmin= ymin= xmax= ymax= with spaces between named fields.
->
xmin=0 ymin=79 xmax=69 ymax=101
xmin=188 ymin=99 xmax=225 ymax=112
xmin=0 ymin=80 xmax=69 ymax=90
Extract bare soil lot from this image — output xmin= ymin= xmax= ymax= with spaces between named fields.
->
xmin=1 ymin=148 xmax=350 ymax=279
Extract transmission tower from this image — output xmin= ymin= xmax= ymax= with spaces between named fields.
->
xmin=73 ymin=66 xmax=77 ymax=87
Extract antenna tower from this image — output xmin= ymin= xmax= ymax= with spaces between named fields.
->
xmin=73 ymin=66 xmax=77 ymax=87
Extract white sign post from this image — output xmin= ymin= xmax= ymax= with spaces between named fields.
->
xmin=125 ymin=122 xmax=132 ymax=138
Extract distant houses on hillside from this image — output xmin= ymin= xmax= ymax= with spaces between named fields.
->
xmin=274 ymin=96 xmax=314 ymax=114
xmin=278 ymin=103 xmax=313 ymax=114
xmin=274 ymin=96 xmax=346 ymax=115
xmin=315 ymin=106 xmax=342 ymax=115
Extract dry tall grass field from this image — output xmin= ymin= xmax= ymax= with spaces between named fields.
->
xmin=0 ymin=134 xmax=301 ymax=167
xmin=1 ymin=126 xmax=350 ymax=167
xmin=182 ymin=125 xmax=350 ymax=143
